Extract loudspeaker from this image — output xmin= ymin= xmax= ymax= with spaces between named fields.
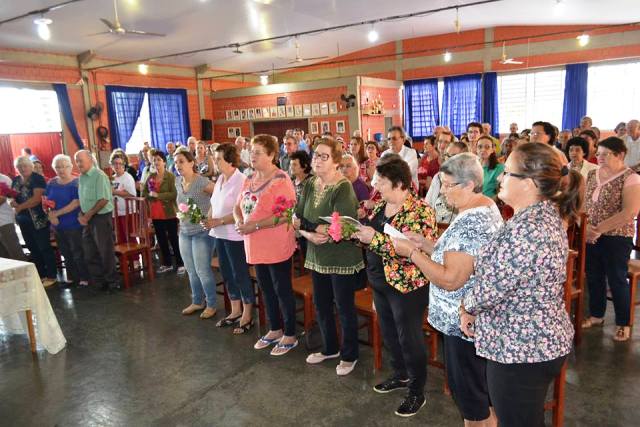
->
xmin=201 ymin=119 xmax=213 ymax=140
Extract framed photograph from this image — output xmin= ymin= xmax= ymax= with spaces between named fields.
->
xmin=303 ymin=104 xmax=312 ymax=117
xmin=310 ymin=122 xmax=319 ymax=134
xmin=255 ymin=108 xmax=263 ymax=119
xmin=336 ymin=120 xmax=346 ymax=134
xmin=240 ymin=109 xmax=247 ymax=120
xmin=286 ymin=105 xmax=294 ymax=117
xmin=321 ymin=121 xmax=330 ymax=134
xmin=278 ymin=105 xmax=286 ymax=118
xmin=235 ymin=128 xmax=242 ymax=137
xmin=329 ymin=102 xmax=338 ymax=114
xmin=225 ymin=110 xmax=233 ymax=121
xmin=270 ymin=106 xmax=278 ymax=118
xmin=311 ymin=103 xmax=320 ymax=116
xmin=233 ymin=110 xmax=240 ymax=120
xmin=294 ymin=104 xmax=303 ymax=117
xmin=227 ymin=127 xmax=235 ymax=138
xmin=262 ymin=107 xmax=270 ymax=118
xmin=320 ymin=102 xmax=329 ymax=116
xmin=248 ymin=108 xmax=255 ymax=120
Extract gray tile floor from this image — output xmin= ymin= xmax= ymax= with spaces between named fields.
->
xmin=1 ymin=273 xmax=639 ymax=426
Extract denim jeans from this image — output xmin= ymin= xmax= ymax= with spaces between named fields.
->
xmin=179 ymin=231 xmax=217 ymax=308
xmin=254 ymin=258 xmax=296 ymax=336
xmin=215 ymin=238 xmax=255 ymax=305
xmin=17 ymin=218 xmax=57 ymax=279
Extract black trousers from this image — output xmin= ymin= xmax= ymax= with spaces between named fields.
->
xmin=55 ymin=227 xmax=89 ymax=283
xmin=312 ymin=271 xmax=360 ymax=362
xmin=82 ymin=212 xmax=119 ymax=288
xmin=17 ymin=218 xmax=57 ymax=279
xmin=487 ymin=356 xmax=566 ymax=427
xmin=153 ymin=218 xmax=183 ymax=267
xmin=254 ymin=258 xmax=296 ymax=336
xmin=371 ymin=280 xmax=428 ymax=395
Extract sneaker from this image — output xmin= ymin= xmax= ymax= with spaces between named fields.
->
xmin=176 ymin=266 xmax=186 ymax=275
xmin=42 ymin=278 xmax=57 ymax=288
xmin=157 ymin=265 xmax=173 ymax=274
xmin=394 ymin=394 xmax=426 ymax=417
xmin=336 ymin=360 xmax=358 ymax=376
xmin=373 ymin=377 xmax=410 ymax=394
xmin=305 ymin=352 xmax=340 ymax=365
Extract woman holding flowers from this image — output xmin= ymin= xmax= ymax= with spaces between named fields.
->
xmin=295 ymin=137 xmax=365 ymax=376
xmin=142 ymin=150 xmax=184 ymax=275
xmin=233 ymin=134 xmax=298 ymax=356
xmin=354 ymin=153 xmax=437 ymax=417
xmin=175 ymin=150 xmax=217 ymax=319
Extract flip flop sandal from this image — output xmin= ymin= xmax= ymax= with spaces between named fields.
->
xmin=254 ymin=335 xmax=282 ymax=350
xmin=270 ymin=340 xmax=299 ymax=356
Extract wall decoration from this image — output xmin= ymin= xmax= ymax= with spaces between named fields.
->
xmin=294 ymin=104 xmax=303 ymax=117
xmin=233 ymin=110 xmax=240 ymax=120
xmin=277 ymin=105 xmax=286 ymax=118
xmin=277 ymin=96 xmax=287 ymax=106
xmin=336 ymin=120 xmax=346 ymax=134
xmin=225 ymin=111 xmax=233 ymax=121
xmin=235 ymin=128 xmax=242 ymax=137
xmin=270 ymin=106 xmax=278 ymax=118
xmin=321 ymin=121 xmax=330 ymax=134
xmin=240 ymin=109 xmax=247 ymax=120
xmin=303 ymin=104 xmax=311 ymax=117
xmin=329 ymin=102 xmax=338 ymax=114
xmin=262 ymin=107 xmax=270 ymax=118
xmin=227 ymin=127 xmax=236 ymax=138
xmin=320 ymin=102 xmax=329 ymax=116
xmin=311 ymin=103 xmax=320 ymax=116
xmin=248 ymin=109 xmax=255 ymax=120
xmin=286 ymin=105 xmax=294 ymax=117
xmin=255 ymin=108 xmax=263 ymax=119
xmin=310 ymin=122 xmax=319 ymax=134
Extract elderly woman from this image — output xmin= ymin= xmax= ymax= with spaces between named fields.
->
xmin=142 ymin=150 xmax=184 ymax=275
xmin=340 ymin=154 xmax=370 ymax=202
xmin=458 ymin=143 xmax=583 ymax=426
xmin=203 ymin=144 xmax=255 ymax=334
xmin=234 ymin=134 xmax=298 ymax=355
xmin=477 ymin=136 xmax=505 ymax=199
xmin=295 ymin=137 xmax=365 ymax=375
xmin=393 ymin=153 xmax=502 ymax=424
xmin=289 ymin=150 xmax=312 ymax=200
xmin=10 ymin=156 xmax=57 ymax=286
xmin=566 ymin=136 xmax=597 ymax=180
xmin=196 ymin=140 xmax=215 ymax=179
xmin=112 ymin=148 xmax=137 ymax=181
xmin=110 ymin=151 xmax=137 ymax=244
xmin=582 ymin=137 xmax=640 ymax=341
xmin=354 ymin=154 xmax=437 ymax=417
xmin=175 ymin=150 xmax=217 ymax=319
xmin=46 ymin=155 xmax=90 ymax=287
xmin=425 ymin=141 xmax=468 ymax=224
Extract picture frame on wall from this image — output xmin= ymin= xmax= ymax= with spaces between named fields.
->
xmin=321 ymin=121 xmax=330 ymax=134
xmin=286 ymin=105 xmax=294 ymax=117
xmin=248 ymin=108 xmax=255 ymax=120
xmin=320 ymin=102 xmax=329 ymax=116
xmin=235 ymin=128 xmax=242 ymax=137
xmin=255 ymin=108 xmax=263 ymax=119
xmin=336 ymin=120 xmax=345 ymax=134
xmin=329 ymin=102 xmax=338 ymax=114
xmin=270 ymin=106 xmax=278 ymax=118
xmin=233 ymin=110 xmax=240 ymax=120
xmin=311 ymin=103 xmax=320 ymax=116
xmin=303 ymin=104 xmax=312 ymax=117
xmin=262 ymin=107 xmax=270 ymax=118
xmin=278 ymin=105 xmax=286 ymax=118
xmin=227 ymin=127 xmax=235 ymax=138
xmin=240 ymin=109 xmax=247 ymax=120
xmin=225 ymin=111 xmax=233 ymax=121
xmin=294 ymin=104 xmax=303 ymax=117
xmin=310 ymin=122 xmax=319 ymax=134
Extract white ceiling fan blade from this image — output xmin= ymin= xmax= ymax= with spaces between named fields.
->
xmin=87 ymin=31 xmax=112 ymax=36
xmin=100 ymin=18 xmax=117 ymax=31
xmin=125 ymin=29 xmax=166 ymax=37
xmin=302 ymin=55 xmax=329 ymax=61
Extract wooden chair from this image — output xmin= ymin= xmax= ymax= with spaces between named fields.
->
xmin=422 ymin=310 xmax=450 ymax=395
xmin=354 ymin=287 xmax=383 ymax=371
xmin=628 ymin=259 xmax=640 ymax=329
xmin=291 ymin=273 xmax=315 ymax=336
xmin=113 ymin=197 xmax=155 ymax=288
xmin=436 ymin=222 xmax=449 ymax=237
xmin=566 ymin=213 xmax=587 ymax=345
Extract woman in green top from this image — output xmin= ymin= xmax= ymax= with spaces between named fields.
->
xmin=295 ymin=137 xmax=365 ymax=376
xmin=142 ymin=151 xmax=184 ymax=274
xmin=477 ymin=135 xmax=505 ymax=199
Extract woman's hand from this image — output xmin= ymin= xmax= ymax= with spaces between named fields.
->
xmin=10 ymin=200 xmax=21 ymax=213
xmin=201 ymin=218 xmax=217 ymax=230
xmin=292 ymin=214 xmax=301 ymax=231
xmin=300 ymin=230 xmax=329 ymax=245
xmin=235 ymin=221 xmax=256 ymax=235
xmin=586 ymin=224 xmax=601 ymax=243
xmin=391 ymin=237 xmax=417 ymax=258
xmin=362 ymin=199 xmax=375 ymax=210
xmin=48 ymin=211 xmax=59 ymax=226
xmin=460 ymin=307 xmax=476 ymax=338
xmin=148 ymin=191 xmax=159 ymax=198
xmin=354 ymin=225 xmax=375 ymax=244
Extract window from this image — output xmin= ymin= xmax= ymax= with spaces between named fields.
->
xmin=497 ymin=69 xmax=565 ymax=134
xmin=0 ymin=87 xmax=62 ymax=134
xmin=126 ymin=94 xmax=152 ymax=154
xmin=587 ymin=61 xmax=640 ymax=130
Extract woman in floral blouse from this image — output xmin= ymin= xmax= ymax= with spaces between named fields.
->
xmin=459 ymin=143 xmax=583 ymax=427
xmin=393 ymin=153 xmax=502 ymax=424
xmin=354 ymin=154 xmax=437 ymax=418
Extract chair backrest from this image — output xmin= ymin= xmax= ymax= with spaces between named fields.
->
xmin=113 ymin=197 xmax=151 ymax=246
xmin=563 ymin=250 xmax=578 ymax=312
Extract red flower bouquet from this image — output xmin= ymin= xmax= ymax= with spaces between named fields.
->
xmin=147 ymin=177 xmax=158 ymax=193
xmin=0 ymin=182 xmax=18 ymax=199
xmin=41 ymin=196 xmax=56 ymax=212
xmin=272 ymin=195 xmax=296 ymax=229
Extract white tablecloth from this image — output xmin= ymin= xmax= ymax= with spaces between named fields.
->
xmin=0 ymin=257 xmax=66 ymax=354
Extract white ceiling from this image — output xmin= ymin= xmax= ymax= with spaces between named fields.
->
xmin=1 ymin=0 xmax=639 ymax=73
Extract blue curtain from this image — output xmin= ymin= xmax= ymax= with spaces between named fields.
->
xmin=404 ymin=78 xmax=439 ymax=139
xmin=148 ymin=88 xmax=191 ymax=150
xmin=482 ymin=72 xmax=499 ymax=137
xmin=105 ymin=85 xmax=146 ymax=150
xmin=441 ymin=73 xmax=482 ymax=136
xmin=562 ymin=63 xmax=588 ymax=130
xmin=52 ymin=83 xmax=84 ymax=149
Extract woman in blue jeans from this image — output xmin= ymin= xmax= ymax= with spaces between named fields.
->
xmin=174 ymin=150 xmax=217 ymax=319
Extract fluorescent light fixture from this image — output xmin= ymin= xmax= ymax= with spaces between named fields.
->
xmin=260 ymin=75 xmax=269 ymax=85
xmin=138 ymin=64 xmax=149 ymax=75
xmin=443 ymin=51 xmax=452 ymax=62
xmin=367 ymin=28 xmax=379 ymax=43
xmin=577 ymin=33 xmax=590 ymax=47
xmin=34 ymin=18 xmax=52 ymax=41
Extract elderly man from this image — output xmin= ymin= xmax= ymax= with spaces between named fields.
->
xmin=382 ymin=126 xmax=419 ymax=188
xmin=531 ymin=121 xmax=568 ymax=164
xmin=75 ymin=150 xmax=120 ymax=292
xmin=279 ymin=135 xmax=298 ymax=173
xmin=580 ymin=116 xmax=593 ymax=130
xmin=0 ymin=172 xmax=26 ymax=261
xmin=558 ymin=129 xmax=572 ymax=151
xmin=481 ymin=122 xmax=501 ymax=155
xmin=234 ymin=136 xmax=250 ymax=170
xmin=624 ymin=119 xmax=640 ymax=171
xmin=187 ymin=136 xmax=197 ymax=155
xmin=165 ymin=141 xmax=176 ymax=173
xmin=509 ymin=122 xmax=518 ymax=134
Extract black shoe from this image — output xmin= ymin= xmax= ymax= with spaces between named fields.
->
xmin=373 ymin=377 xmax=410 ymax=394
xmin=394 ymin=394 xmax=426 ymax=417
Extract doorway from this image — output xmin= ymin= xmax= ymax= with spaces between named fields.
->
xmin=252 ymin=119 xmax=309 ymax=140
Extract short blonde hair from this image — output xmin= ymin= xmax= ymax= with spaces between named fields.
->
xmin=14 ymin=155 xmax=33 ymax=169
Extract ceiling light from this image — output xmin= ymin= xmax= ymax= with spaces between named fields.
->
xmin=577 ymin=34 xmax=590 ymax=47
xmin=367 ymin=27 xmax=379 ymax=43
xmin=34 ymin=17 xmax=52 ymax=41
xmin=443 ymin=51 xmax=452 ymax=62
xmin=260 ymin=75 xmax=269 ymax=85
xmin=138 ymin=64 xmax=149 ymax=75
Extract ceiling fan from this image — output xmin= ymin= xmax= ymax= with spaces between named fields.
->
xmin=89 ymin=0 xmax=165 ymax=37
xmin=500 ymin=42 xmax=523 ymax=65
xmin=285 ymin=38 xmax=328 ymax=64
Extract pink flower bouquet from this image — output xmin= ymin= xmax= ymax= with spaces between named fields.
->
xmin=327 ymin=211 xmax=358 ymax=242
xmin=177 ymin=198 xmax=203 ymax=224
xmin=272 ymin=195 xmax=296 ymax=229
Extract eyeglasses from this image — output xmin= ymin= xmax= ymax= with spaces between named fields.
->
xmin=312 ymin=152 xmax=331 ymax=162
xmin=503 ymin=171 xmax=529 ymax=180
xmin=441 ymin=181 xmax=461 ymax=190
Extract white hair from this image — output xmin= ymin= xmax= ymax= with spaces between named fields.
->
xmin=52 ymin=154 xmax=73 ymax=169
xmin=440 ymin=152 xmax=484 ymax=193
xmin=14 ymin=155 xmax=33 ymax=169
xmin=74 ymin=149 xmax=97 ymax=165
xmin=187 ymin=136 xmax=197 ymax=145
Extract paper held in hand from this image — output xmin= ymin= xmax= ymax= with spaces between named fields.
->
xmin=383 ymin=223 xmax=408 ymax=240
xmin=318 ymin=215 xmax=363 ymax=227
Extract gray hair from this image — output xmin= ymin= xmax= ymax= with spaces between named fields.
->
xmin=74 ymin=149 xmax=97 ymax=166
xmin=341 ymin=153 xmax=358 ymax=168
xmin=14 ymin=155 xmax=33 ymax=169
xmin=440 ymin=152 xmax=484 ymax=193
xmin=51 ymin=154 xmax=72 ymax=169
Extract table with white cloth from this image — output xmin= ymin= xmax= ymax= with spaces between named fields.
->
xmin=0 ymin=257 xmax=66 ymax=354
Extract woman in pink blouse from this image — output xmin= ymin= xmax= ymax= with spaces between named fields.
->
xmin=459 ymin=143 xmax=583 ymax=427
xmin=233 ymin=134 xmax=298 ymax=356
